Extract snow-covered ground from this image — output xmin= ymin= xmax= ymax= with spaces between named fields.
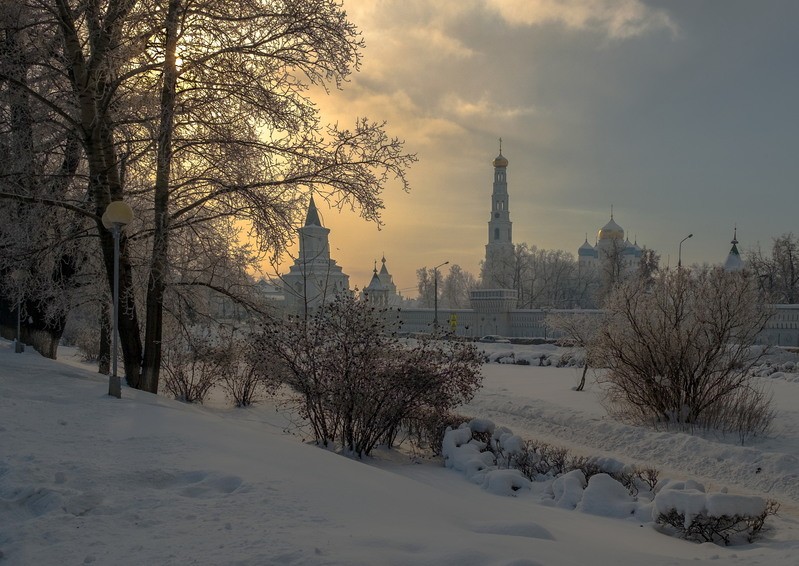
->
xmin=2 ymin=338 xmax=799 ymax=565
xmin=468 ymin=343 xmax=799 ymax=508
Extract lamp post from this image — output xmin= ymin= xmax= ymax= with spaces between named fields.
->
xmin=432 ymin=261 xmax=449 ymax=330
xmin=678 ymin=234 xmax=693 ymax=269
xmin=102 ymin=201 xmax=134 ymax=398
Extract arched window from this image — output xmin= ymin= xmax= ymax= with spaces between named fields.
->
xmin=494 ymin=228 xmax=500 ymax=240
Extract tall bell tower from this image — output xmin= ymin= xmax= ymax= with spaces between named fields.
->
xmin=483 ymin=139 xmax=515 ymax=288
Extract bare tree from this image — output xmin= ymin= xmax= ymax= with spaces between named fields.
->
xmin=638 ymin=247 xmax=660 ymax=283
xmin=546 ymin=311 xmax=603 ymax=391
xmin=597 ymin=237 xmax=628 ymax=304
xmin=0 ymin=4 xmax=89 ymax=357
xmin=481 ymin=242 xmax=527 ymax=292
xmin=746 ymin=233 xmax=799 ymax=303
xmin=594 ymin=267 xmax=774 ymax=442
xmin=1 ymin=0 xmax=414 ymax=393
xmin=416 ymin=267 xmax=434 ymax=307
xmin=251 ymin=294 xmax=483 ymax=457
xmin=439 ymin=264 xmax=478 ymax=309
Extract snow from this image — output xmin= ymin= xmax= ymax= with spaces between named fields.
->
xmin=481 ymin=469 xmax=532 ymax=496
xmin=550 ymin=469 xmax=586 ymax=509
xmin=706 ymin=494 xmax=768 ymax=518
xmin=576 ymin=473 xmax=637 ymax=519
xmin=2 ymin=338 xmax=799 ymax=565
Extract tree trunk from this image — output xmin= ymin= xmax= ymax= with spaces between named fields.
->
xmin=140 ymin=0 xmax=181 ymax=395
xmin=576 ymin=364 xmax=588 ymax=392
xmin=98 ymin=301 xmax=110 ymax=375
xmin=53 ymin=0 xmax=144 ymax=387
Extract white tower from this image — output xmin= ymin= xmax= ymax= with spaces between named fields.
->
xmin=483 ymin=140 xmax=515 ymax=288
xmin=282 ymin=196 xmax=350 ymax=315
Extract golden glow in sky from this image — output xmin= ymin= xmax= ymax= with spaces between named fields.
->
xmin=268 ymin=0 xmax=799 ymax=297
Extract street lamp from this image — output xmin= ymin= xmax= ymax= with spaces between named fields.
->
xmin=433 ymin=261 xmax=449 ymax=330
xmin=678 ymin=233 xmax=693 ymax=269
xmin=102 ymin=200 xmax=134 ymax=398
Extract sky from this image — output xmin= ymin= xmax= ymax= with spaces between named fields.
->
xmin=4 ymin=339 xmax=799 ymax=563
xmin=272 ymin=0 xmax=799 ymax=297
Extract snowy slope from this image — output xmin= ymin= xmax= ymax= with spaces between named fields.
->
xmin=463 ymin=363 xmax=799 ymax=507
xmin=2 ymin=339 xmax=799 ymax=565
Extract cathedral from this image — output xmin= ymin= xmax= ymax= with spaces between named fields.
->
xmin=577 ymin=212 xmax=643 ymax=273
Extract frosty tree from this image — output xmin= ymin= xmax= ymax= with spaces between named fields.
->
xmin=594 ymin=267 xmax=774 ymax=441
xmin=746 ymin=233 xmax=799 ymax=304
xmin=251 ymin=294 xmax=483 ymax=457
xmin=0 ymin=0 xmax=414 ymax=392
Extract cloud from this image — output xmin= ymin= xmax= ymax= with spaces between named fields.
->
xmin=441 ymin=93 xmax=537 ymax=120
xmin=406 ymin=26 xmax=477 ymax=59
xmin=485 ymin=0 xmax=677 ymax=39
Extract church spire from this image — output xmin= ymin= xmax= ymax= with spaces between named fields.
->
xmin=724 ymin=225 xmax=744 ymax=271
xmin=304 ymin=195 xmax=322 ymax=227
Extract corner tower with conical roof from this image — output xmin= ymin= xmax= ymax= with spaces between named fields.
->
xmin=723 ymin=227 xmax=744 ymax=272
xmin=482 ymin=140 xmax=515 ymax=288
xmin=363 ymin=255 xmax=400 ymax=306
xmin=282 ymin=196 xmax=350 ymax=315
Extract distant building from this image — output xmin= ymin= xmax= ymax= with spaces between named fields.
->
xmin=577 ymin=212 xmax=643 ymax=273
xmin=723 ymin=227 xmax=745 ymax=272
xmin=363 ymin=256 xmax=402 ymax=306
xmin=281 ymin=196 xmax=350 ymax=315
xmin=267 ymin=150 xmax=797 ymax=347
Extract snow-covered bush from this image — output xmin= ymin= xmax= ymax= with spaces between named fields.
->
xmin=405 ymin=410 xmax=474 ymax=456
xmin=577 ymin=473 xmax=637 ymax=518
xmin=653 ymin=485 xmax=779 ymax=544
xmin=443 ymin=418 xmax=779 ymax=545
xmin=482 ymin=469 xmax=531 ymax=496
xmin=501 ymin=439 xmax=570 ymax=479
xmin=251 ymin=294 xmax=483 ymax=457
xmin=551 ymin=469 xmax=586 ymax=509
xmin=595 ymin=267 xmax=775 ymax=442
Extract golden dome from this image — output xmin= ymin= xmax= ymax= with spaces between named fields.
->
xmin=493 ymin=153 xmax=508 ymax=168
xmin=597 ymin=217 xmax=624 ymax=241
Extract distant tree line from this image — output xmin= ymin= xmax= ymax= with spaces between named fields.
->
xmin=416 ymin=233 xmax=799 ymax=311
